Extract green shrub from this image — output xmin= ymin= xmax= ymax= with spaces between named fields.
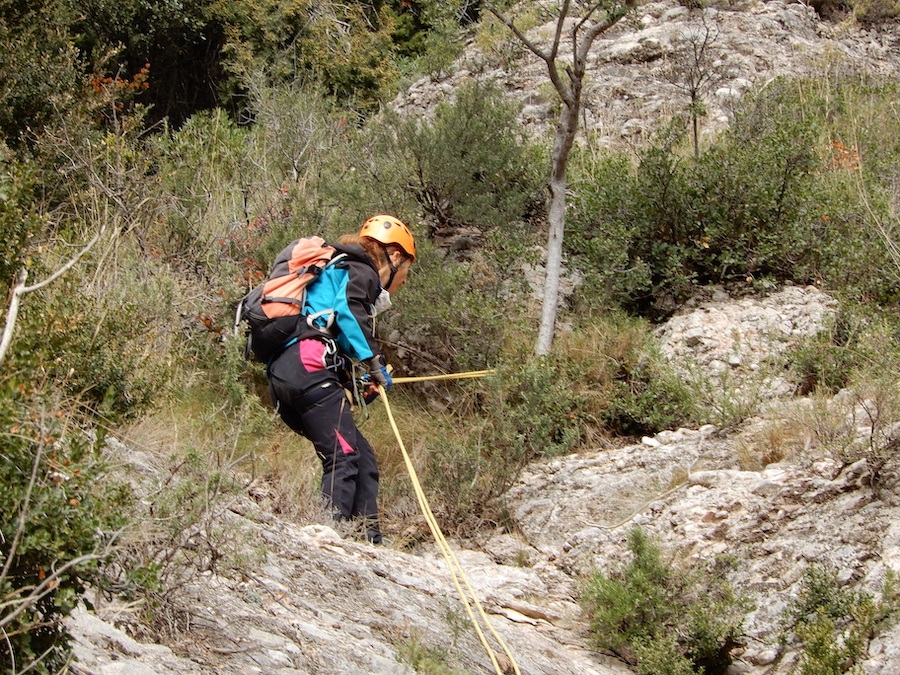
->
xmin=0 ymin=390 xmax=131 ymax=673
xmin=601 ymin=354 xmax=699 ymax=436
xmin=852 ymin=0 xmax=900 ymax=23
xmin=559 ymin=313 xmax=699 ymax=436
xmin=386 ymin=0 xmax=469 ymax=77
xmin=380 ymin=79 xmax=546 ymax=235
xmin=0 ymin=148 xmax=39 ymax=294
xmin=9 ymin=267 xmax=174 ymax=422
xmin=582 ymin=527 xmax=748 ymax=674
xmin=782 ymin=564 xmax=898 ymax=674
xmin=568 ymin=74 xmax=900 ymax=320
xmin=633 ymin=635 xmax=696 ymax=675
xmin=691 ymin=94 xmax=820 ymax=281
xmin=567 ymin=148 xmax=656 ymax=313
xmin=380 ymin=244 xmax=528 ymax=374
xmin=420 ymin=357 xmax=589 ymax=529
xmin=0 ymin=1 xmax=83 ymax=143
xmin=489 ymin=358 xmax=588 ymax=457
xmin=786 ymin=304 xmax=894 ymax=395
xmin=205 ymin=1 xmax=402 ymax=115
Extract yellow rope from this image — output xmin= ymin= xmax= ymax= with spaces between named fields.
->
xmin=390 ymin=369 xmax=496 ymax=384
xmin=377 ymin=385 xmax=520 ymax=675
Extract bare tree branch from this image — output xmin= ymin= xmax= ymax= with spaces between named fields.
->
xmin=486 ymin=8 xmax=549 ymax=61
xmin=0 ymin=226 xmax=104 ymax=365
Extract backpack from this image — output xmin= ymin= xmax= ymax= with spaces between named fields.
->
xmin=236 ymin=236 xmax=346 ymax=364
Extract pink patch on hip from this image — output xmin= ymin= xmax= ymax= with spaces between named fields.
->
xmin=299 ymin=339 xmax=326 ymax=371
xmin=335 ymin=430 xmax=355 ymax=455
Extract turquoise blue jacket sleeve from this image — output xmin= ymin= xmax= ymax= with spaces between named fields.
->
xmin=303 ymin=250 xmax=381 ymax=362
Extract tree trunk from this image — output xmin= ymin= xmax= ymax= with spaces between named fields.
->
xmin=535 ymin=102 xmax=580 ymax=356
xmin=486 ymin=1 xmax=634 ymax=356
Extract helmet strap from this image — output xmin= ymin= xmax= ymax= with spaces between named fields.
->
xmin=380 ymin=244 xmax=398 ymax=290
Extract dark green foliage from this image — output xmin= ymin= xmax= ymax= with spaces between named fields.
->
xmin=0 ymin=150 xmax=39 ymax=293
xmin=785 ymin=565 xmax=862 ymax=628
xmin=559 ymin=312 xmax=698 ymax=437
xmin=0 ymin=390 xmax=131 ymax=673
xmin=582 ymin=528 xmax=749 ymax=674
xmin=384 ymin=79 xmax=546 ymax=235
xmin=383 ymin=0 xmax=470 ymax=61
xmin=570 ymin=99 xmax=821 ymax=318
xmin=421 ymin=357 xmax=589 ymax=529
xmin=488 ymin=358 xmax=588 ymax=458
xmin=569 ymin=130 xmax=703 ymax=319
xmin=0 ymin=0 xmax=82 ymax=144
xmin=568 ymin=75 xmax=900 ymax=320
xmin=379 ymin=245 xmax=518 ymax=374
xmin=7 ymin=271 xmax=172 ymax=422
xmin=602 ymin=357 xmax=698 ymax=437
xmin=0 ymin=0 xmax=474 ymax=140
xmin=786 ymin=304 xmax=897 ymax=395
xmin=692 ymin=94 xmax=820 ymax=282
xmin=69 ymin=0 xmax=222 ymax=128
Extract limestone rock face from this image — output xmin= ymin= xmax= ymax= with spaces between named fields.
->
xmin=393 ymin=1 xmax=900 ymax=150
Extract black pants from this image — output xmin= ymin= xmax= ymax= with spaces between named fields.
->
xmin=268 ymin=341 xmax=382 ymax=543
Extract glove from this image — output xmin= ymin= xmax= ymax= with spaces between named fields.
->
xmin=367 ymin=354 xmax=393 ymax=391
xmin=362 ymin=355 xmax=392 ymax=404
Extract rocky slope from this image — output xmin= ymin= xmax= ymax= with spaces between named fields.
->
xmin=69 ymin=284 xmax=900 ymax=674
xmin=394 ymin=0 xmax=900 ymax=150
xmin=66 ymin=3 xmax=900 ymax=674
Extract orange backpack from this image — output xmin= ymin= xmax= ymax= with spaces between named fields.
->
xmin=237 ymin=236 xmax=345 ymax=364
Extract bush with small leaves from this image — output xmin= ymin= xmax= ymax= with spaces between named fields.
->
xmin=0 ymin=391 xmax=131 ymax=673
xmin=378 ymin=79 xmax=546 ymax=238
xmin=567 ymin=74 xmax=900 ymax=320
xmin=782 ymin=564 xmax=898 ymax=675
xmin=419 ymin=357 xmax=590 ymax=530
xmin=9 ymin=270 xmax=174 ymax=422
xmin=0 ymin=149 xmax=39 ymax=294
xmin=582 ymin=527 xmax=749 ymax=674
xmin=559 ymin=312 xmax=699 ymax=436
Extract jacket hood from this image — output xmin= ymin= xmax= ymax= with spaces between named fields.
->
xmin=331 ymin=242 xmax=378 ymax=274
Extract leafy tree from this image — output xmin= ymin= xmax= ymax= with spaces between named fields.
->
xmin=70 ymin=0 xmax=224 ymax=128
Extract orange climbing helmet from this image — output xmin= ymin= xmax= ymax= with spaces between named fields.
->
xmin=359 ymin=215 xmax=416 ymax=261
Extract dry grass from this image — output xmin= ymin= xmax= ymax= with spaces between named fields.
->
xmin=735 ymin=417 xmax=812 ymax=471
xmin=121 ymin=384 xmax=464 ymax=541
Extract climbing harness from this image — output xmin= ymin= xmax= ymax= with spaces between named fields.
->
xmin=377 ymin=383 xmax=521 ymax=675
